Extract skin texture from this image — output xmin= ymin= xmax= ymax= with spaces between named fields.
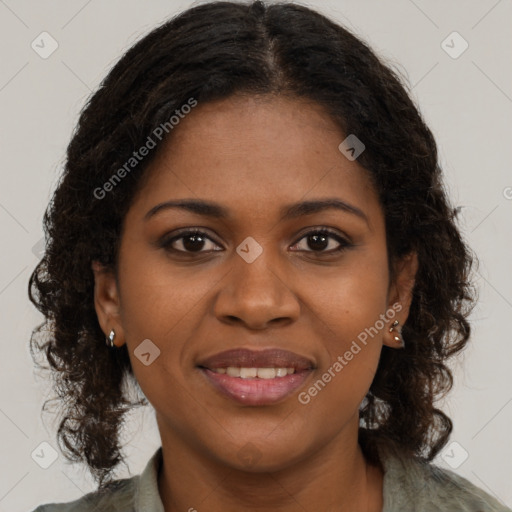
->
xmin=92 ymin=94 xmax=418 ymax=512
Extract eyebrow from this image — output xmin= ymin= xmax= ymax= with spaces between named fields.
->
xmin=144 ymin=197 xmax=369 ymax=224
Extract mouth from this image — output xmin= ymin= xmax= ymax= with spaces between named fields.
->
xmin=197 ymin=348 xmax=315 ymax=406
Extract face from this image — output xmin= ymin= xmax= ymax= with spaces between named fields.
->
xmin=93 ymin=94 xmax=417 ymax=471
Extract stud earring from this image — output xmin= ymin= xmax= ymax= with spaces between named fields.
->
xmin=106 ymin=329 xmax=116 ymax=348
xmin=389 ymin=320 xmax=405 ymax=349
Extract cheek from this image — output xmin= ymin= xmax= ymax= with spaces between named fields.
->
xmin=117 ymin=239 xmax=198 ymax=339
xmin=306 ymin=246 xmax=390 ymax=339
xmin=300 ymin=289 xmax=385 ymax=417
xmin=300 ymin=252 xmax=389 ymax=402
xmin=116 ymin=245 xmax=225 ymax=399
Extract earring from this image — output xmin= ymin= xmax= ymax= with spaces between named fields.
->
xmin=106 ymin=329 xmax=116 ymax=348
xmin=389 ymin=320 xmax=405 ymax=349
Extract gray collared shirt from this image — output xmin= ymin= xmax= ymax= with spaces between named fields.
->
xmin=32 ymin=443 xmax=511 ymax=511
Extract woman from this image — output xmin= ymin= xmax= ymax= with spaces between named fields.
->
xmin=29 ymin=1 xmax=510 ymax=511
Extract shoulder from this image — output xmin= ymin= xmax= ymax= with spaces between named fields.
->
xmin=30 ymin=477 xmax=137 ymax=512
xmin=30 ymin=446 xmax=165 ymax=512
xmin=379 ymin=441 xmax=511 ymax=512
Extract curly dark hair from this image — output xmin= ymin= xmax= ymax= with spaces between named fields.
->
xmin=28 ymin=0 xmax=476 ymax=488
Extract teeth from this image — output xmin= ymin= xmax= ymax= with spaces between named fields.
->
xmin=216 ymin=367 xmax=295 ymax=378
xmin=226 ymin=367 xmax=240 ymax=377
xmin=256 ymin=368 xmax=275 ymax=379
xmin=240 ymin=367 xmax=258 ymax=378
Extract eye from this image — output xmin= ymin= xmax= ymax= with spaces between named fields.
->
xmin=290 ymin=228 xmax=352 ymax=254
xmin=159 ymin=229 xmax=221 ymax=254
xmin=158 ymin=227 xmax=352 ymax=256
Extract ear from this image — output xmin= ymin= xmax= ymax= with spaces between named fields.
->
xmin=383 ymin=251 xmax=418 ymax=349
xmin=91 ymin=260 xmax=124 ymax=347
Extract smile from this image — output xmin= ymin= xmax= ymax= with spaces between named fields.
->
xmin=197 ymin=347 xmax=315 ymax=406
xmin=199 ymin=366 xmax=313 ymax=406
xmin=212 ymin=366 xmax=295 ymax=378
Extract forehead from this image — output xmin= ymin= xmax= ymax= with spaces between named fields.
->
xmin=129 ymin=94 xmax=381 ymax=228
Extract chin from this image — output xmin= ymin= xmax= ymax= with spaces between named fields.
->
xmin=211 ymin=437 xmax=312 ymax=473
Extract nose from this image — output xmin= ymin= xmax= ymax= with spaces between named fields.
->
xmin=212 ymin=252 xmax=301 ymax=330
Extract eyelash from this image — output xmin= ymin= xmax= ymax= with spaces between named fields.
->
xmin=158 ymin=227 xmax=352 ymax=257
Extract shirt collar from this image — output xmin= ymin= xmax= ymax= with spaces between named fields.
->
xmin=134 ymin=446 xmax=165 ymax=512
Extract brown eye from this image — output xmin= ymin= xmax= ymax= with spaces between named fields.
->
xmin=159 ymin=230 xmax=222 ymax=254
xmin=159 ymin=227 xmax=352 ymax=257
xmin=291 ymin=228 xmax=352 ymax=254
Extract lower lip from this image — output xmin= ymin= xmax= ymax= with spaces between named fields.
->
xmin=200 ymin=368 xmax=313 ymax=406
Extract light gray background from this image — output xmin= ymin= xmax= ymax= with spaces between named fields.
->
xmin=1 ymin=0 xmax=511 ymax=510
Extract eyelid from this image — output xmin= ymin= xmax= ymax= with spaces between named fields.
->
xmin=292 ymin=226 xmax=351 ymax=245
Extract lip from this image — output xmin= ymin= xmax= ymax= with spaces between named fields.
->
xmin=197 ymin=348 xmax=315 ymax=406
xmin=200 ymin=367 xmax=313 ymax=406
xmin=197 ymin=348 xmax=315 ymax=371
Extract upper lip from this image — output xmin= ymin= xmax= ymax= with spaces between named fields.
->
xmin=197 ymin=348 xmax=315 ymax=371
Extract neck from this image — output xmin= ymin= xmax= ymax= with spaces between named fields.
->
xmin=157 ymin=418 xmax=384 ymax=512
